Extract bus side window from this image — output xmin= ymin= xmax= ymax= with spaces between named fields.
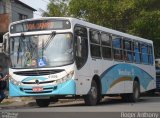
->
xmin=148 ymin=46 xmax=153 ymax=65
xmin=74 ymin=25 xmax=88 ymax=69
xmin=141 ymin=43 xmax=149 ymax=64
xmin=134 ymin=41 xmax=141 ymax=63
xmin=123 ymin=39 xmax=133 ymax=62
xmin=101 ymin=33 xmax=112 ymax=59
xmin=90 ymin=30 xmax=101 ymax=58
xmin=112 ymin=35 xmax=123 ymax=60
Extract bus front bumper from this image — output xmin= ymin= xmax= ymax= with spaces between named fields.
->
xmin=9 ymin=80 xmax=76 ymax=97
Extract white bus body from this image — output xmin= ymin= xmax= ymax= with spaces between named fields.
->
xmin=8 ymin=17 xmax=156 ymax=107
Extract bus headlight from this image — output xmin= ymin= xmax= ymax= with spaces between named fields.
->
xmin=56 ymin=71 xmax=74 ymax=84
xmin=9 ymin=76 xmax=22 ymax=86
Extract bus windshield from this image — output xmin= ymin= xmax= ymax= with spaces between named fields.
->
xmin=9 ymin=33 xmax=73 ymax=68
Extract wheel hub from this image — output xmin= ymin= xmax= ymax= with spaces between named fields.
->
xmin=91 ymin=87 xmax=97 ymax=99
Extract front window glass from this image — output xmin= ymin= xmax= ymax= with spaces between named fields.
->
xmin=9 ymin=33 xmax=73 ymax=68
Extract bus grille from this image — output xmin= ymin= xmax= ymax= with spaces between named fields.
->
xmin=14 ymin=69 xmax=64 ymax=76
xmin=22 ymin=80 xmax=55 ymax=84
xmin=20 ymin=86 xmax=57 ymax=94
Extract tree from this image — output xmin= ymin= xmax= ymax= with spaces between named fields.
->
xmin=42 ymin=0 xmax=160 ymax=57
xmin=69 ymin=0 xmax=139 ymax=32
xmin=42 ymin=0 xmax=69 ymax=17
xmin=129 ymin=0 xmax=160 ymax=57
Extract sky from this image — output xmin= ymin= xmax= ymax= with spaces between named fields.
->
xmin=19 ymin=0 xmax=50 ymax=18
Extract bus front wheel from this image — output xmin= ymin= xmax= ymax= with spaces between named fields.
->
xmin=36 ymin=99 xmax=50 ymax=107
xmin=84 ymin=80 xmax=98 ymax=106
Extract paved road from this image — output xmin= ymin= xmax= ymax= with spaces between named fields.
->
xmin=1 ymin=96 xmax=160 ymax=112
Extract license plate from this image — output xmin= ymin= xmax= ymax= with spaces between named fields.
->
xmin=32 ymin=87 xmax=43 ymax=92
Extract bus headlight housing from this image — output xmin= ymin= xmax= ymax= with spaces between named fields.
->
xmin=9 ymin=76 xmax=22 ymax=86
xmin=56 ymin=71 xmax=74 ymax=84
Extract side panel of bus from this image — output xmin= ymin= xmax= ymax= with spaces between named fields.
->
xmin=74 ymin=22 xmax=156 ymax=96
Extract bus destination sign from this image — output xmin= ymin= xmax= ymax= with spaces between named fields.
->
xmin=10 ymin=19 xmax=71 ymax=33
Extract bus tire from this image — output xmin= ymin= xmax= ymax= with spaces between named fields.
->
xmin=36 ymin=99 xmax=50 ymax=107
xmin=121 ymin=81 xmax=140 ymax=102
xmin=84 ymin=80 xmax=98 ymax=106
xmin=128 ymin=81 xmax=140 ymax=102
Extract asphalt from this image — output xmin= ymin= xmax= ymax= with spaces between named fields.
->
xmin=0 ymin=92 xmax=159 ymax=110
xmin=0 ymin=97 xmax=82 ymax=109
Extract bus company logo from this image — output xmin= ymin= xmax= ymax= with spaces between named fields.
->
xmin=35 ymin=79 xmax=40 ymax=85
xmin=118 ymin=69 xmax=135 ymax=76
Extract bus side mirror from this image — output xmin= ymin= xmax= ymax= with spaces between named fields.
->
xmin=3 ymin=33 xmax=9 ymax=55
xmin=2 ymin=39 xmax=6 ymax=53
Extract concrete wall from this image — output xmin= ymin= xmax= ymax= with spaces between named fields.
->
xmin=11 ymin=2 xmax=34 ymax=22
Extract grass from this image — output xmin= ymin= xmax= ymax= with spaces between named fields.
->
xmin=0 ymin=101 xmax=13 ymax=105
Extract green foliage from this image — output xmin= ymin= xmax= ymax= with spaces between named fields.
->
xmin=42 ymin=0 xmax=69 ymax=17
xmin=42 ymin=0 xmax=160 ymax=57
xmin=130 ymin=10 xmax=160 ymax=57
xmin=69 ymin=0 xmax=138 ymax=32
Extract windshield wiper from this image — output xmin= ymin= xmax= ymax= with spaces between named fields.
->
xmin=44 ymin=31 xmax=56 ymax=49
xmin=17 ymin=39 xmax=21 ymax=63
xmin=9 ymin=38 xmax=15 ymax=56
xmin=17 ymin=33 xmax=25 ymax=63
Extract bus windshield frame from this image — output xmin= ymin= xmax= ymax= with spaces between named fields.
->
xmin=9 ymin=32 xmax=74 ymax=69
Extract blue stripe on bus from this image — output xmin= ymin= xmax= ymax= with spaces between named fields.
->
xmin=100 ymin=63 xmax=154 ymax=94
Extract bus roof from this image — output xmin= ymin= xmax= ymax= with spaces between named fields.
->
xmin=9 ymin=17 xmax=153 ymax=44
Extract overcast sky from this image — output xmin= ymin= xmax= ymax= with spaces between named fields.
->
xmin=19 ymin=0 xmax=50 ymax=18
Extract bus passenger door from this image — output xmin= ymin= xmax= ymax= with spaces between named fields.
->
xmin=74 ymin=26 xmax=91 ymax=94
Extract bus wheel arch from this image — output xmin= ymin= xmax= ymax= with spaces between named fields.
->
xmin=121 ymin=77 xmax=140 ymax=102
xmin=128 ymin=77 xmax=140 ymax=102
xmin=84 ymin=75 xmax=102 ymax=106
xmin=93 ymin=75 xmax=102 ymax=103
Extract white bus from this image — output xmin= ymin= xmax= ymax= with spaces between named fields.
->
xmin=8 ymin=17 xmax=156 ymax=107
